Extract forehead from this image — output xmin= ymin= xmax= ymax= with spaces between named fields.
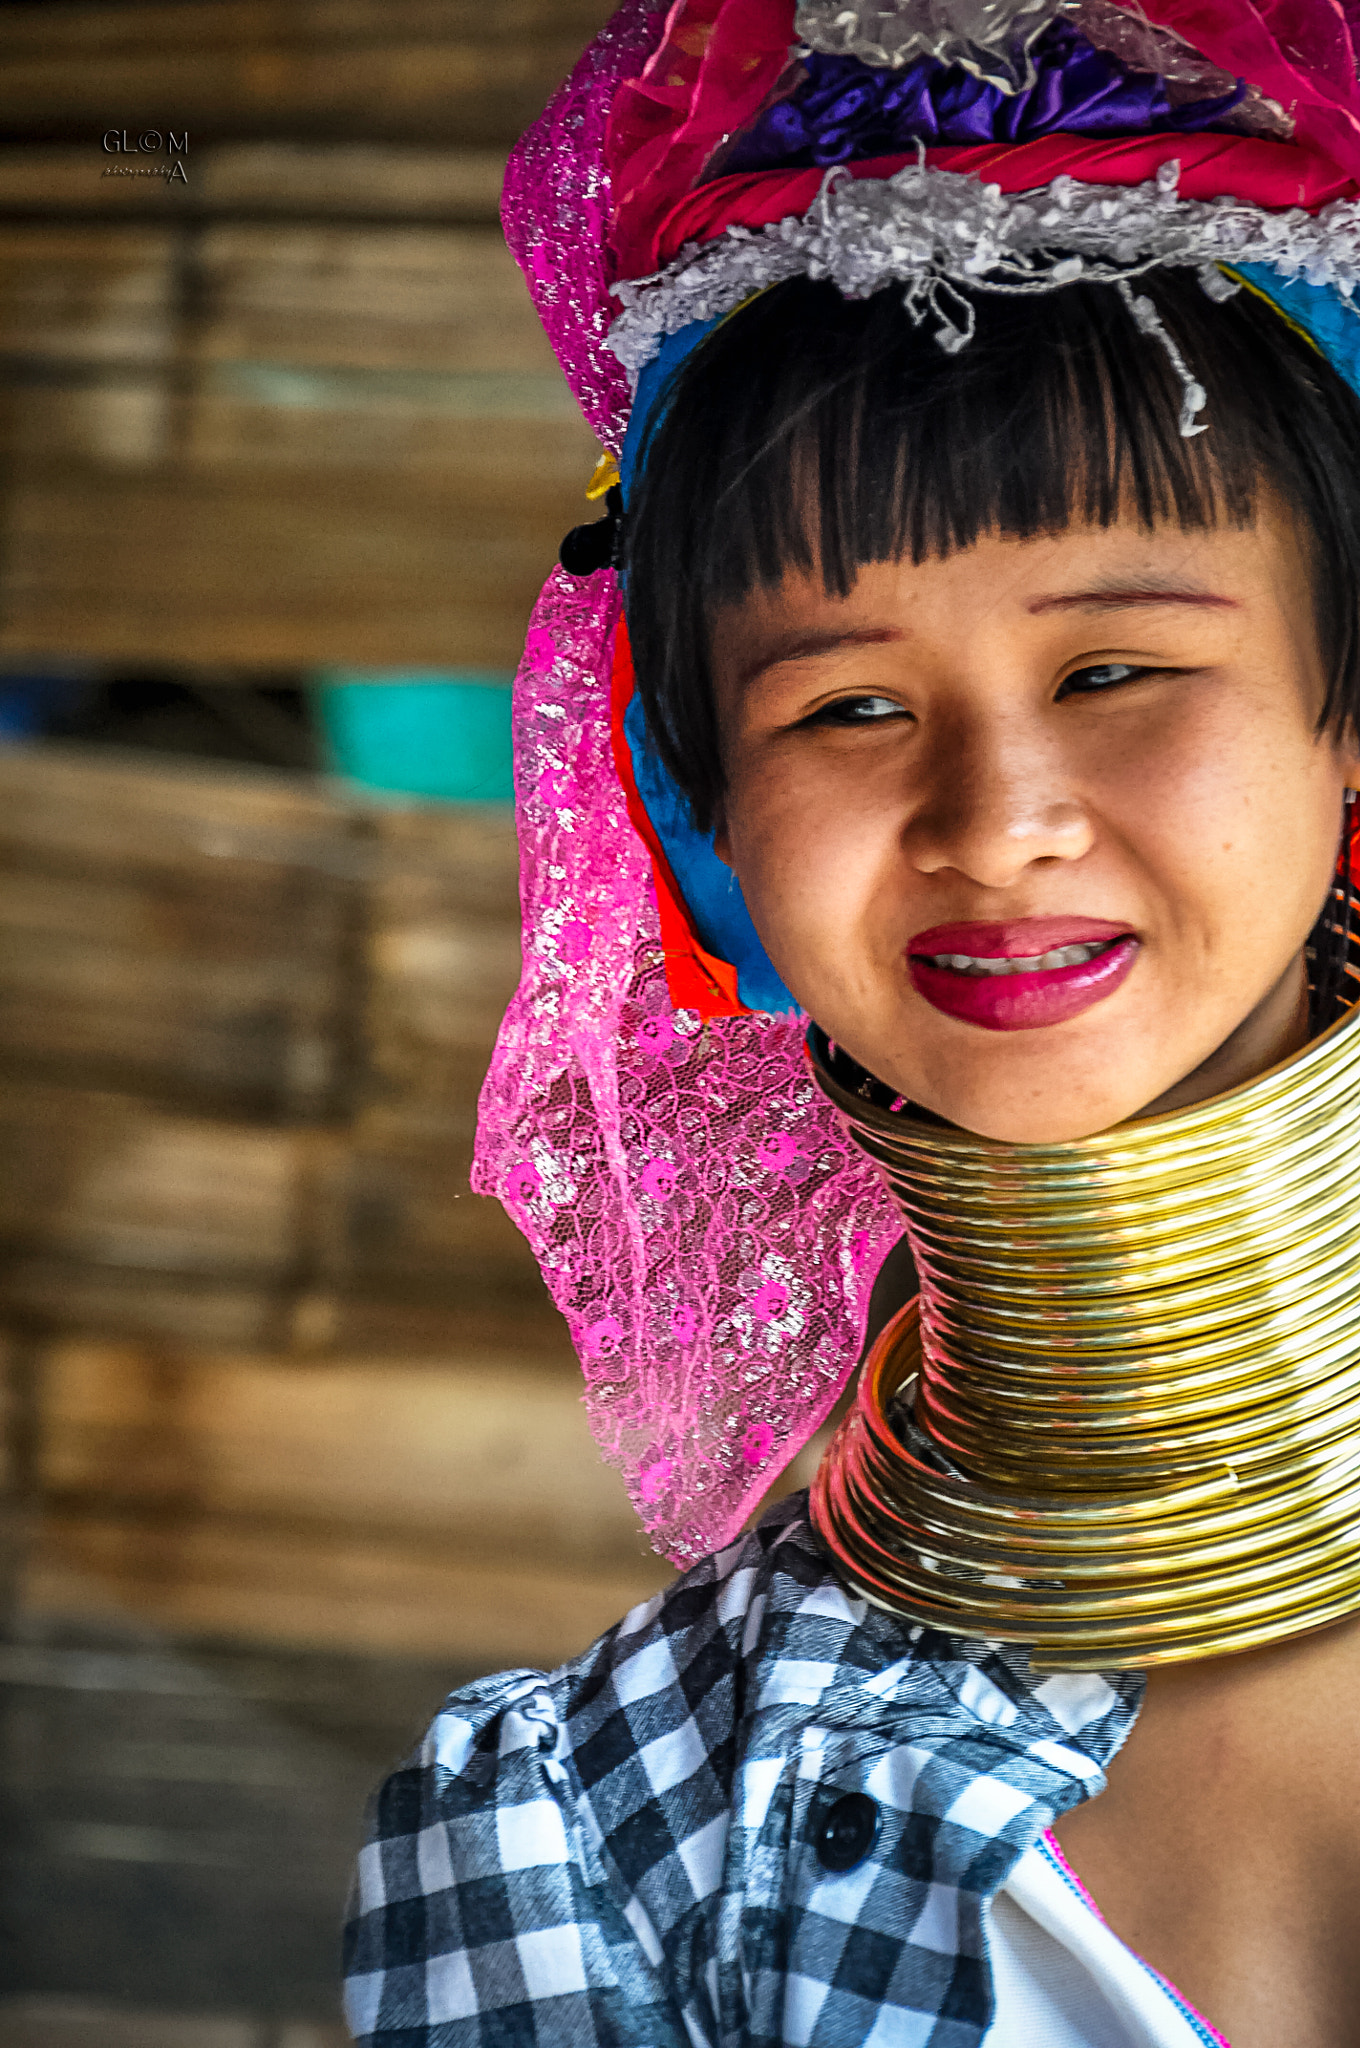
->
xmin=710 ymin=510 xmax=1304 ymax=690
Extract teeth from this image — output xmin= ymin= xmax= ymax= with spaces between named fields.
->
xmin=927 ymin=941 xmax=1111 ymax=976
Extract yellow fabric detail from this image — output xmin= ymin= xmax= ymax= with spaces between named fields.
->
xmin=586 ymin=452 xmax=621 ymax=501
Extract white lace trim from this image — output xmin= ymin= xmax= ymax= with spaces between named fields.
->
xmin=790 ymin=0 xmax=1291 ymax=121
xmin=794 ymin=0 xmax=1061 ymax=90
xmin=608 ymin=159 xmax=1360 ymax=379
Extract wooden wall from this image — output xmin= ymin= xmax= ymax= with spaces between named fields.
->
xmin=0 ymin=0 xmax=679 ymax=1674
xmin=0 ymin=0 xmax=608 ymax=670
xmin=0 ymin=744 xmax=673 ymax=1670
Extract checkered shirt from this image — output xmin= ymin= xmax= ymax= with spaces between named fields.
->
xmin=343 ymin=1493 xmax=1143 ymax=2047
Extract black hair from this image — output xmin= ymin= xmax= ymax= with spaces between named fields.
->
xmin=622 ymin=269 xmax=1360 ymax=848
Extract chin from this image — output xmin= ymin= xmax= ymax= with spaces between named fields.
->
xmin=943 ymin=1097 xmax=1135 ymax=1145
xmin=877 ymin=1037 xmax=1167 ymax=1145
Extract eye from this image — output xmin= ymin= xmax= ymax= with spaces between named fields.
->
xmin=805 ymin=694 xmax=907 ymax=727
xmin=1057 ymin=661 xmax=1156 ymax=698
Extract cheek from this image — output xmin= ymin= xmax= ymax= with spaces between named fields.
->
xmin=1101 ymin=692 xmax=1342 ymax=951
xmin=723 ymin=757 xmax=900 ymax=990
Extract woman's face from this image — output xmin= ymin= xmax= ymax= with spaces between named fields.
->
xmin=712 ymin=505 xmax=1360 ymax=1142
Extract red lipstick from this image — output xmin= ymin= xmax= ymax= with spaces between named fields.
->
xmin=906 ymin=918 xmax=1138 ymax=1032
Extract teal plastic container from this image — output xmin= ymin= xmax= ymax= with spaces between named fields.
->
xmin=314 ymin=671 xmax=514 ymax=804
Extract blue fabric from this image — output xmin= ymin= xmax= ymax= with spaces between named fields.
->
xmin=621 ymin=320 xmax=800 ymax=1016
xmin=623 ymin=689 xmax=797 ymax=1013
xmin=619 ymin=317 xmax=717 ymax=504
xmin=1230 ymin=266 xmax=1360 ymax=400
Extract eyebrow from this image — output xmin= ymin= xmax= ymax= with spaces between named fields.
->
xmin=734 ymin=587 xmax=1238 ymax=688
xmin=736 ymin=626 xmax=904 ymax=690
xmin=1027 ymin=584 xmax=1241 ymax=615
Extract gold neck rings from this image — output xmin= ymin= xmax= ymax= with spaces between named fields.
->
xmin=810 ymin=1003 xmax=1360 ymax=1670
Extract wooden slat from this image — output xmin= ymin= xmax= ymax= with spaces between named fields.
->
xmin=0 ymin=1335 xmax=20 ymax=1613
xmin=0 ymin=868 xmax=348 ymax=1114
xmin=41 ymin=1341 xmax=635 ymax=1559
xmin=3 ymin=1259 xmax=302 ymax=1352
xmin=0 ymin=3 xmax=615 ymax=145
xmin=0 ymin=216 xmax=596 ymax=666
xmin=202 ymin=140 xmax=509 ymax=217
xmin=0 ymin=1081 xmax=331 ymax=1279
xmin=0 ymin=2004 xmax=344 ymax=2048
xmin=0 ymin=375 xmax=592 ymax=490
xmin=0 ymin=747 xmax=353 ymax=1115
xmin=0 ymin=458 xmax=574 ymax=668
xmin=0 ymin=224 xmax=175 ymax=362
xmin=2 ymin=47 xmax=586 ymax=147
xmin=321 ymin=1287 xmax=567 ymax=1361
xmin=0 ymin=381 xmax=173 ymax=467
xmin=0 ymin=143 xmax=509 ymax=221
xmin=0 ymin=749 xmax=549 ymax=1350
xmin=0 ymin=739 xmax=348 ymax=882
xmin=0 ymin=1083 xmax=558 ymax=1350
xmin=364 ymin=806 xmax=522 ymax=1107
xmin=0 ymin=1 xmax=614 ymax=52
xmin=3 ymin=373 xmax=591 ymax=483
xmin=26 ymin=1508 xmax=671 ymax=1665
xmin=325 ymin=1102 xmax=549 ymax=1328
xmin=0 ymin=219 xmax=579 ymax=385
xmin=0 ymin=1336 xmax=14 ymax=1501
xmin=193 ymin=222 xmax=553 ymax=373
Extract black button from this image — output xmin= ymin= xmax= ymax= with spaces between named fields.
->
xmin=814 ymin=1792 xmax=880 ymax=1873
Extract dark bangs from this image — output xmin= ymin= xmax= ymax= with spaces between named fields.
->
xmin=622 ymin=271 xmax=1360 ymax=833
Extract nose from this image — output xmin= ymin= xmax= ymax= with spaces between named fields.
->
xmin=909 ymin=718 xmax=1094 ymax=887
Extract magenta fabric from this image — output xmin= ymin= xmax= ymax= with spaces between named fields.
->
xmin=471 ymin=567 xmax=896 ymax=1567
xmin=486 ymin=5 xmax=899 ymax=1566
xmin=607 ymin=0 xmax=796 ymax=281
xmin=607 ymin=0 xmax=1360 ymax=277
xmin=500 ymin=1 xmax=661 ymax=448
xmin=647 ymin=129 xmax=1358 ymax=266
xmin=1149 ymin=0 xmax=1360 ymax=170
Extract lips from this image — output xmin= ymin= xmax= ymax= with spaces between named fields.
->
xmin=907 ymin=918 xmax=1139 ymax=1032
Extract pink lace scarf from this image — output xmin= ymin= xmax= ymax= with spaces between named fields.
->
xmin=476 ymin=3 xmax=898 ymax=1566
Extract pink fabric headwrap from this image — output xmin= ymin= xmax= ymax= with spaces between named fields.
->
xmin=478 ymin=2 xmax=899 ymax=1567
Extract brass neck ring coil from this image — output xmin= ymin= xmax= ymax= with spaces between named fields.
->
xmin=809 ymin=1003 xmax=1360 ymax=1670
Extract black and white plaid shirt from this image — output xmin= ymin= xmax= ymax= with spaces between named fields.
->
xmin=343 ymin=1495 xmax=1143 ymax=2047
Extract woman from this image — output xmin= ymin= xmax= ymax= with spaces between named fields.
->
xmin=344 ymin=2 xmax=1360 ymax=2041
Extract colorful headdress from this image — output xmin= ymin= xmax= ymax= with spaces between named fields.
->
xmin=477 ymin=0 xmax=1360 ymax=1567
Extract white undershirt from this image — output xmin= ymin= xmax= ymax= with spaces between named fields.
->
xmin=982 ymin=1835 xmax=1229 ymax=2048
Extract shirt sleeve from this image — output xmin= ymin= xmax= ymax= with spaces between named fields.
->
xmin=341 ymin=1666 xmax=691 ymax=2048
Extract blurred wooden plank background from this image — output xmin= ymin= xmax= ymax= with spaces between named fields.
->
xmin=0 ymin=3 xmax=660 ymax=2030
xmin=0 ymin=0 xmax=607 ymax=670
xmin=0 ymin=746 xmax=672 ymax=1670
xmin=0 ymin=2 xmax=614 ymax=144
xmin=0 ymin=0 xmax=672 ymax=1684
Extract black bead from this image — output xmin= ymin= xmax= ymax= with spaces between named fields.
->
xmin=559 ymin=485 xmax=623 ymax=576
xmin=813 ymin=1792 xmax=880 ymax=1873
xmin=559 ymin=518 xmax=613 ymax=576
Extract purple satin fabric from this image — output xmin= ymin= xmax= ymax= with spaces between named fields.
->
xmin=723 ymin=23 xmax=1247 ymax=172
